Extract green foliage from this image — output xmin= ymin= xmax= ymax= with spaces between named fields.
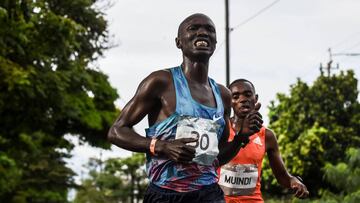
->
xmin=273 ymin=148 xmax=360 ymax=203
xmin=0 ymin=152 xmax=21 ymax=196
xmin=74 ymin=153 xmax=147 ymax=203
xmin=322 ymin=148 xmax=360 ymax=202
xmin=262 ymin=70 xmax=360 ymax=197
xmin=0 ymin=0 xmax=118 ymax=202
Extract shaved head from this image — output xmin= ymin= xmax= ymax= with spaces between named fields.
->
xmin=177 ymin=13 xmax=215 ymax=38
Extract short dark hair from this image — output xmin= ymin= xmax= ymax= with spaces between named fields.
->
xmin=228 ymin=79 xmax=256 ymax=92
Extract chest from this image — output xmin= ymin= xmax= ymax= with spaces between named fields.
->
xmin=231 ymin=134 xmax=266 ymax=164
xmin=187 ymin=82 xmax=217 ymax=108
xmin=160 ymin=81 xmax=217 ymax=116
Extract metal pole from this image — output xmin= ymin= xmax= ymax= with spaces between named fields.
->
xmin=225 ymin=0 xmax=230 ymax=87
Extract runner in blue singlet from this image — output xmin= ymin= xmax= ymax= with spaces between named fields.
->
xmin=107 ymin=13 xmax=263 ymax=203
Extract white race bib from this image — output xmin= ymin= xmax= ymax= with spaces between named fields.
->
xmin=218 ymin=164 xmax=258 ymax=196
xmin=175 ymin=115 xmax=220 ymax=166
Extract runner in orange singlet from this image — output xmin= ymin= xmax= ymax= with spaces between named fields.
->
xmin=218 ymin=79 xmax=309 ymax=202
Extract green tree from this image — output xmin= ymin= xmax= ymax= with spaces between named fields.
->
xmin=289 ymin=148 xmax=360 ymax=203
xmin=321 ymin=147 xmax=360 ymax=202
xmin=0 ymin=0 xmax=118 ymax=202
xmin=262 ymin=70 xmax=360 ymax=197
xmin=74 ymin=153 xmax=147 ymax=203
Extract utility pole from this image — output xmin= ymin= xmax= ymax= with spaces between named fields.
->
xmin=225 ymin=0 xmax=230 ymax=86
xmin=320 ymin=48 xmax=360 ymax=76
xmin=320 ymin=48 xmax=339 ymax=76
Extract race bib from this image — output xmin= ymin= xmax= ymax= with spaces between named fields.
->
xmin=218 ymin=164 xmax=258 ymax=196
xmin=175 ymin=115 xmax=220 ymax=166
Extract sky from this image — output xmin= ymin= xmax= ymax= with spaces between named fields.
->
xmin=65 ymin=0 xmax=360 ymax=183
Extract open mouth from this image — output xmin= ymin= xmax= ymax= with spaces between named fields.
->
xmin=194 ymin=40 xmax=209 ymax=48
xmin=239 ymin=104 xmax=252 ymax=112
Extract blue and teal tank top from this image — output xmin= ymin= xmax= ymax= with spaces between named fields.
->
xmin=145 ymin=66 xmax=226 ymax=192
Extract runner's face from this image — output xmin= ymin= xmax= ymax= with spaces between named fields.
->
xmin=176 ymin=15 xmax=217 ymax=60
xmin=231 ymin=82 xmax=258 ymax=118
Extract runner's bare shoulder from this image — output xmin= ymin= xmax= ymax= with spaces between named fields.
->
xmin=217 ymin=83 xmax=231 ymax=111
xmin=137 ymin=69 xmax=172 ymax=96
xmin=217 ymin=83 xmax=231 ymax=98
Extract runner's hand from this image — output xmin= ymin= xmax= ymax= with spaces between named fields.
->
xmin=156 ymin=138 xmax=197 ymax=163
xmin=238 ymin=102 xmax=263 ymax=137
xmin=290 ymin=176 xmax=309 ymax=199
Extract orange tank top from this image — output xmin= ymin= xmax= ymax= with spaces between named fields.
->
xmin=218 ymin=123 xmax=266 ymax=203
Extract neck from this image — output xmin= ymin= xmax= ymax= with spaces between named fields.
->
xmin=231 ymin=115 xmax=246 ymax=130
xmin=181 ymin=57 xmax=209 ymax=84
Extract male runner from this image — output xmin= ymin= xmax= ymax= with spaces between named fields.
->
xmin=107 ymin=14 xmax=263 ymax=202
xmin=218 ymin=79 xmax=309 ymax=202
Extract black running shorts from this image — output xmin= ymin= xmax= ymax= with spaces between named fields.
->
xmin=144 ymin=183 xmax=225 ymax=203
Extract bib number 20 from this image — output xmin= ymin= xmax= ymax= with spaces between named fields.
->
xmin=191 ymin=131 xmax=209 ymax=150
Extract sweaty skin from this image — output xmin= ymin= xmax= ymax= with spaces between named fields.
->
xmin=107 ymin=14 xmax=263 ymax=167
xmin=229 ymin=80 xmax=309 ymax=199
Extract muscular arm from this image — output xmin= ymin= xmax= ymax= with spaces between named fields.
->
xmin=266 ymin=129 xmax=292 ymax=187
xmin=266 ymin=129 xmax=309 ymax=198
xmin=217 ymin=85 xmax=233 ymax=165
xmin=107 ymin=71 xmax=166 ymax=153
xmin=217 ymin=85 xmax=262 ymax=166
xmin=107 ymin=70 xmax=196 ymax=161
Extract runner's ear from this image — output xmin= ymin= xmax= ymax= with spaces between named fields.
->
xmin=175 ymin=37 xmax=182 ymax=49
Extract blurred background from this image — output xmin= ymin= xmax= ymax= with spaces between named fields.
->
xmin=0 ymin=0 xmax=359 ymax=202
